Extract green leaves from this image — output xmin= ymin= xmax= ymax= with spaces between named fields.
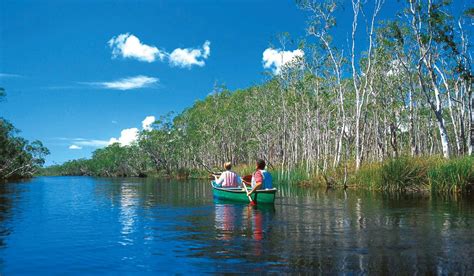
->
xmin=0 ymin=118 xmax=50 ymax=180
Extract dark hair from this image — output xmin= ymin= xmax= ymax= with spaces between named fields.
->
xmin=256 ymin=159 xmax=266 ymax=170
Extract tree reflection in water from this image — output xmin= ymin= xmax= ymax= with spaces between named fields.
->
xmin=1 ymin=177 xmax=472 ymax=274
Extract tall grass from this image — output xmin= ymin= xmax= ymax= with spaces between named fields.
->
xmin=305 ymin=156 xmax=474 ymax=195
xmin=351 ymin=162 xmax=382 ymax=190
xmin=274 ymin=165 xmax=310 ymax=185
xmin=378 ymin=157 xmax=429 ymax=192
xmin=428 ymin=156 xmax=474 ymax=194
xmin=164 ymin=156 xmax=474 ymax=195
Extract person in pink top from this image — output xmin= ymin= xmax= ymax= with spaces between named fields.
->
xmin=213 ymin=162 xmax=242 ymax=188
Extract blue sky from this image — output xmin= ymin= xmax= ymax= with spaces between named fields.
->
xmin=0 ymin=0 xmax=471 ymax=165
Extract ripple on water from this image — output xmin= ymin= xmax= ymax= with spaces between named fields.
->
xmin=0 ymin=177 xmax=473 ymax=274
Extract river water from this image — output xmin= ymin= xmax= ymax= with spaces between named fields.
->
xmin=0 ymin=176 xmax=472 ymax=274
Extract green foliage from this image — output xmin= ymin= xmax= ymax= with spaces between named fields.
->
xmin=379 ymin=157 xmax=429 ymax=192
xmin=274 ymin=166 xmax=310 ymax=185
xmin=0 ymin=118 xmax=49 ymax=180
xmin=305 ymin=157 xmax=474 ymax=195
xmin=428 ymin=156 xmax=474 ymax=193
xmin=352 ymin=163 xmax=383 ymax=190
xmin=42 ymin=0 xmax=473 ymax=197
xmin=42 ymin=144 xmax=151 ymax=177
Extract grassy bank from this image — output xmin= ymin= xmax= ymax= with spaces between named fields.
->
xmin=40 ymin=156 xmax=474 ymax=195
xmin=304 ymin=156 xmax=474 ymax=195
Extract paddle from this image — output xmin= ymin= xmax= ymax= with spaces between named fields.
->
xmin=194 ymin=159 xmax=221 ymax=177
xmin=241 ymin=176 xmax=256 ymax=205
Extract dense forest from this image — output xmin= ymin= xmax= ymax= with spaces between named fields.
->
xmin=43 ymin=0 xmax=473 ymax=192
xmin=0 ymin=88 xmax=50 ymax=181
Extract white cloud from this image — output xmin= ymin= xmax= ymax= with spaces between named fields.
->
xmin=108 ymin=33 xmax=165 ymax=63
xmin=68 ymin=145 xmax=82 ymax=150
xmin=108 ymin=34 xmax=211 ymax=68
xmin=74 ymin=139 xmax=109 ymax=147
xmin=54 ymin=138 xmax=109 ymax=148
xmin=84 ymin=75 xmax=159 ymax=90
xmin=61 ymin=116 xmax=157 ymax=150
xmin=262 ymin=48 xmax=304 ymax=74
xmin=75 ymin=140 xmax=108 ymax=148
xmin=202 ymin=40 xmax=210 ymax=58
xmin=142 ymin=116 xmax=156 ymax=131
xmin=0 ymin=73 xmax=21 ymax=78
xmin=169 ymin=40 xmax=211 ymax=68
xmin=109 ymin=128 xmax=139 ymax=146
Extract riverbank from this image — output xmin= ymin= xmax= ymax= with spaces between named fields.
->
xmin=40 ymin=156 xmax=474 ymax=195
xmin=302 ymin=156 xmax=474 ymax=195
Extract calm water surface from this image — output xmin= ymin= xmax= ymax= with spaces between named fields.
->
xmin=0 ymin=176 xmax=473 ymax=274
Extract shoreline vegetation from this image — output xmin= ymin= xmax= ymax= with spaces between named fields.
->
xmin=40 ymin=156 xmax=474 ymax=195
xmin=6 ymin=1 xmax=474 ymax=195
xmin=0 ymin=118 xmax=49 ymax=182
xmin=1 ymin=88 xmax=49 ymax=182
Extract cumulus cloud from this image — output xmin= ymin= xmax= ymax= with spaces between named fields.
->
xmin=109 ymin=128 xmax=139 ymax=146
xmin=61 ymin=116 xmax=157 ymax=150
xmin=83 ymin=75 xmax=159 ymax=90
xmin=108 ymin=34 xmax=211 ymax=68
xmin=169 ymin=40 xmax=211 ymax=68
xmin=262 ymin=48 xmax=304 ymax=74
xmin=108 ymin=33 xmax=165 ymax=63
xmin=109 ymin=115 xmax=156 ymax=146
xmin=142 ymin=116 xmax=156 ymax=131
xmin=68 ymin=145 xmax=82 ymax=150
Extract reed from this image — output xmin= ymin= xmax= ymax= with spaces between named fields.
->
xmin=273 ymin=166 xmax=310 ymax=184
xmin=378 ymin=157 xmax=429 ymax=192
xmin=427 ymin=156 xmax=474 ymax=194
xmin=293 ymin=156 xmax=473 ymax=195
xmin=351 ymin=162 xmax=383 ymax=190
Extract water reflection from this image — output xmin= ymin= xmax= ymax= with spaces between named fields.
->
xmin=0 ymin=177 xmax=472 ymax=274
xmin=119 ymin=183 xmax=139 ymax=239
xmin=214 ymin=200 xmax=275 ymax=244
xmin=0 ymin=181 xmax=27 ymax=249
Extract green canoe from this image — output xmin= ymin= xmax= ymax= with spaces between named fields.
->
xmin=211 ymin=182 xmax=277 ymax=204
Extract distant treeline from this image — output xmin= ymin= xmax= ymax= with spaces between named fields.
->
xmin=1 ymin=88 xmax=49 ymax=181
xmin=43 ymin=1 xmax=474 ymax=192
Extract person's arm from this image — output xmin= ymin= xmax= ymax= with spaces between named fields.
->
xmin=248 ymin=182 xmax=262 ymax=195
xmin=215 ymin=173 xmax=225 ymax=185
xmin=248 ymin=171 xmax=263 ymax=195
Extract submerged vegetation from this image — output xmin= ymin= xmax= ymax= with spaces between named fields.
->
xmin=43 ymin=1 xmax=473 ymax=194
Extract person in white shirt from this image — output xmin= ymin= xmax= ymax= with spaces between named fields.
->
xmin=213 ymin=162 xmax=242 ymax=188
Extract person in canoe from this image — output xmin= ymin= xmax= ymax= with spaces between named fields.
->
xmin=213 ymin=162 xmax=243 ymax=188
xmin=244 ymin=159 xmax=273 ymax=196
